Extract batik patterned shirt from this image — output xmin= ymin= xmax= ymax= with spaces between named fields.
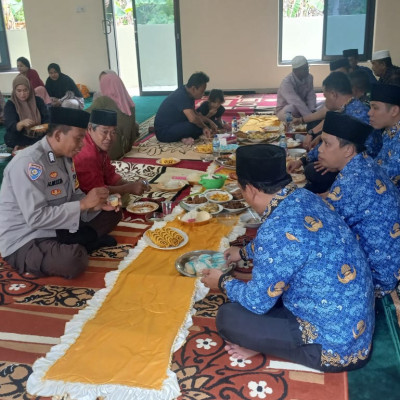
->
xmin=306 ymin=98 xmax=382 ymax=161
xmin=325 ymin=153 xmax=400 ymax=296
xmin=221 ymin=186 xmax=374 ymax=370
xmin=375 ymin=121 xmax=400 ymax=189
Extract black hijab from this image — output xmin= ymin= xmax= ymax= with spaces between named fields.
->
xmin=45 ymin=63 xmax=82 ymax=99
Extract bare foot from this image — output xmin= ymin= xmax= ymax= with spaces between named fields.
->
xmin=224 ymin=342 xmax=259 ymax=360
xmin=181 ymin=137 xmax=195 ymax=145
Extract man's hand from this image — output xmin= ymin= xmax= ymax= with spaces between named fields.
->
xmin=125 ymin=180 xmax=149 ymax=195
xmin=203 ymin=127 xmax=212 ymax=139
xmin=314 ymin=161 xmax=338 ymax=175
xmin=201 ymin=269 xmax=223 ymax=290
xmin=80 ymin=187 xmax=109 ymax=211
xmin=224 ymin=246 xmax=242 ymax=263
xmin=292 ymin=117 xmax=303 ymax=125
xmin=287 ymin=159 xmax=303 ymax=173
xmin=303 ymin=134 xmax=313 ymax=151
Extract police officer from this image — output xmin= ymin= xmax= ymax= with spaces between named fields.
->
xmin=0 ymin=107 xmax=121 ymax=279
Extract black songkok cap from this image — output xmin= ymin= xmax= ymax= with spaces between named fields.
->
xmin=343 ymin=49 xmax=359 ymax=58
xmin=323 ymin=111 xmax=372 ymax=145
xmin=370 ymin=84 xmax=400 ymax=106
xmin=50 ymin=107 xmax=90 ymax=129
xmin=236 ymin=144 xmax=292 ymax=186
xmin=90 ymin=109 xmax=118 ymax=126
xmin=330 ymin=58 xmax=350 ymax=71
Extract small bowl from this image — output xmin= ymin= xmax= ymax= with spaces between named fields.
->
xmin=0 ymin=153 xmax=12 ymax=163
xmin=198 ymin=173 xmax=227 ymax=190
xmin=205 ymin=190 xmax=233 ymax=203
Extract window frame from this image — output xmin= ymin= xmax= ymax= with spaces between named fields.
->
xmin=0 ymin=5 xmax=11 ymax=71
xmin=278 ymin=0 xmax=376 ymax=65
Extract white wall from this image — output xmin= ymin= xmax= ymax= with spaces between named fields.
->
xmin=0 ymin=0 xmax=398 ymax=94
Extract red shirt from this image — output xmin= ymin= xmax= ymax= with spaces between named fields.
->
xmin=74 ymin=133 xmax=121 ymax=193
xmin=26 ymin=68 xmax=45 ymax=89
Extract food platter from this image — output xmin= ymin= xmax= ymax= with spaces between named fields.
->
xmin=180 ymin=194 xmax=208 ymax=211
xmin=157 ymin=181 xmax=186 ymax=192
xmin=205 ymin=190 xmax=233 ymax=203
xmin=126 ymin=201 xmax=159 ymax=214
xmin=194 ymin=143 xmax=212 ymax=154
xmin=175 ymin=250 xmax=235 ymax=277
xmin=196 ymin=202 xmax=224 ymax=215
xmin=223 ymin=200 xmax=249 ymax=214
xmin=215 ymin=155 xmax=236 ymax=170
xmin=156 ymin=157 xmax=181 ymax=166
xmin=144 ymin=227 xmax=188 ymax=250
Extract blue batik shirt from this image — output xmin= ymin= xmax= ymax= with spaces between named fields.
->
xmin=375 ymin=121 xmax=400 ymax=189
xmin=306 ymin=98 xmax=382 ymax=161
xmin=325 ymin=153 xmax=400 ymax=296
xmin=221 ymin=185 xmax=374 ymax=370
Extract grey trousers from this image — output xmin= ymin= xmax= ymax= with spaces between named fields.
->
xmin=4 ymin=210 xmax=121 ymax=279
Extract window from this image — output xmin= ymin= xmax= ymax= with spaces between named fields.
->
xmin=0 ymin=0 xmax=30 ymax=71
xmin=279 ymin=0 xmax=375 ymax=64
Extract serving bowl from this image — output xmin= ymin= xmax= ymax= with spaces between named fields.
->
xmin=179 ymin=210 xmax=212 ymax=226
xmin=198 ymin=173 xmax=227 ymax=190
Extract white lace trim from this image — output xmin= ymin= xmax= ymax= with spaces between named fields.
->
xmin=27 ymin=205 xmax=245 ymax=400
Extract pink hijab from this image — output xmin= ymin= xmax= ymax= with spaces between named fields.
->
xmin=99 ymin=73 xmax=135 ymax=116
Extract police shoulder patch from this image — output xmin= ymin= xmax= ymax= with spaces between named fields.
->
xmin=28 ymin=163 xmax=43 ymax=181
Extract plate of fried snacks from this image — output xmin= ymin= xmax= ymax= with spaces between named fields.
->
xmin=175 ymin=250 xmax=235 ymax=277
xmin=215 ymin=154 xmax=236 ymax=170
xmin=205 ymin=190 xmax=233 ymax=203
xmin=223 ymin=200 xmax=249 ymax=213
xmin=126 ymin=201 xmax=159 ymax=214
xmin=181 ymin=194 xmax=208 ymax=210
xmin=291 ymin=173 xmax=306 ymax=184
xmin=30 ymin=124 xmax=49 ymax=133
xmin=156 ymin=157 xmax=181 ymax=166
xmin=144 ymin=227 xmax=188 ymax=250
xmin=194 ymin=143 xmax=213 ymax=154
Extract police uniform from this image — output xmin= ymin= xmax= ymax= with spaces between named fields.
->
xmin=0 ymin=108 xmax=121 ymax=278
xmin=217 ymin=145 xmax=374 ymax=372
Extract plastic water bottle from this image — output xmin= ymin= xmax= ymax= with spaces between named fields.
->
xmin=279 ymin=133 xmax=287 ymax=155
xmin=285 ymin=111 xmax=293 ymax=133
xmin=212 ymin=135 xmax=220 ymax=158
xmin=231 ymin=117 xmax=238 ymax=133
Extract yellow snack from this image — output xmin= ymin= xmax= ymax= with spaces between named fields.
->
xmin=210 ymin=192 xmax=230 ymax=202
xmin=147 ymin=227 xmax=184 ymax=248
xmin=160 ymin=158 xmax=177 ymax=165
xmin=195 ymin=143 xmax=213 ymax=154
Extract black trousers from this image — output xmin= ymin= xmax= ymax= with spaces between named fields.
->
xmin=304 ymin=162 xmax=338 ymax=194
xmin=217 ymin=302 xmax=324 ymax=371
xmin=156 ymin=121 xmax=203 ymax=142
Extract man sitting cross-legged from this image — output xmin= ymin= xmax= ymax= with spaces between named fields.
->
xmin=0 ymin=107 xmax=122 ymax=279
xmin=154 ymin=71 xmax=217 ymax=144
xmin=74 ymin=109 xmax=149 ymax=207
xmin=318 ymin=111 xmax=400 ymax=297
xmin=201 ymin=144 xmax=374 ymax=372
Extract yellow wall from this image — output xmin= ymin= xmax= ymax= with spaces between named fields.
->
xmin=0 ymin=0 xmax=398 ymax=93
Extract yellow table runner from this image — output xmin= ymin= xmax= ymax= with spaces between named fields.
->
xmin=43 ymin=218 xmax=235 ymax=389
xmin=240 ymin=115 xmax=281 ymax=132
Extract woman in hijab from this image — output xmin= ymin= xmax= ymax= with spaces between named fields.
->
xmin=88 ymin=72 xmax=138 ymax=159
xmin=17 ymin=56 xmax=51 ymax=105
xmin=45 ymin=63 xmax=83 ymax=107
xmin=4 ymin=75 xmax=49 ymax=148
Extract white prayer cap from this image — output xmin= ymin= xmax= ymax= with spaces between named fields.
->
xmin=372 ymin=50 xmax=391 ymax=61
xmin=291 ymin=55 xmax=308 ymax=69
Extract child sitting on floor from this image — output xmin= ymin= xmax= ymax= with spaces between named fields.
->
xmin=196 ymin=89 xmax=226 ymax=130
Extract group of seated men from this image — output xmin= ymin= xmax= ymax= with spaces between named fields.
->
xmin=0 ymin=49 xmax=399 ymax=373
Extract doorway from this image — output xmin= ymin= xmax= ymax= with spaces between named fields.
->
xmin=133 ymin=0 xmax=183 ymax=94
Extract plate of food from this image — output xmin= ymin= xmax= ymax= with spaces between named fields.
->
xmin=144 ymin=227 xmax=188 ymax=250
xmin=0 ymin=153 xmax=12 ymax=163
xmin=126 ymin=201 xmax=159 ymax=214
xmin=223 ymin=200 xmax=249 ymax=213
xmin=287 ymin=138 xmax=301 ymax=148
xmin=194 ymin=143 xmax=213 ymax=154
xmin=291 ymin=173 xmax=306 ymax=184
xmin=196 ymin=202 xmax=224 ymax=215
xmin=30 ymin=124 xmax=48 ymax=133
xmin=156 ymin=157 xmax=181 ymax=166
xmin=175 ymin=250 xmax=234 ymax=277
xmin=263 ymin=125 xmax=280 ymax=133
xmin=215 ymin=155 xmax=236 ymax=170
xmin=158 ymin=180 xmax=186 ymax=192
xmin=181 ymin=194 xmax=208 ymax=211
xmin=225 ymin=185 xmax=244 ymax=200
xmin=179 ymin=210 xmax=212 ymax=225
xmin=205 ymin=190 xmax=233 ymax=203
